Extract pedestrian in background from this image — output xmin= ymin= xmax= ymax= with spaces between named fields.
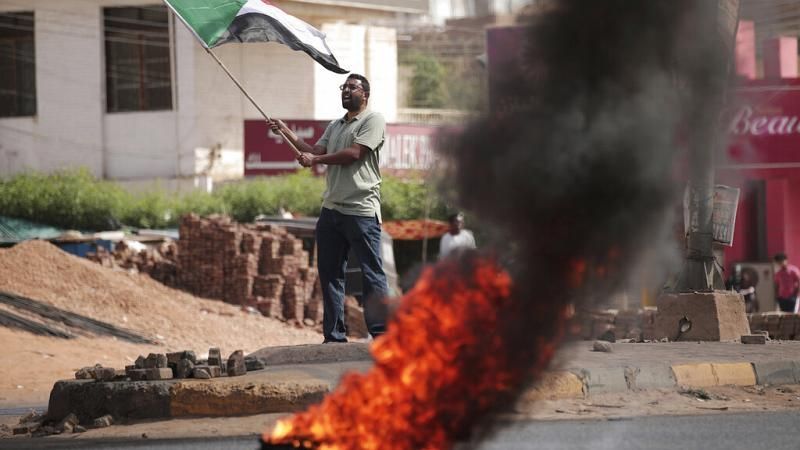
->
xmin=773 ymin=253 xmax=800 ymax=313
xmin=439 ymin=212 xmax=476 ymax=259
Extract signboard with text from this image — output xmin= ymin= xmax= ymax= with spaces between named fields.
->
xmin=244 ymin=120 xmax=439 ymax=177
xmin=726 ymin=80 xmax=800 ymax=167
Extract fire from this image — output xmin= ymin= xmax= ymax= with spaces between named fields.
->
xmin=262 ymin=256 xmax=567 ymax=450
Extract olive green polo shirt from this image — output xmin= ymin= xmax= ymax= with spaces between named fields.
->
xmin=316 ymin=109 xmax=385 ymax=222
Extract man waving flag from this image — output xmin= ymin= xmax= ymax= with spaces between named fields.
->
xmin=163 ymin=0 xmax=348 ymax=74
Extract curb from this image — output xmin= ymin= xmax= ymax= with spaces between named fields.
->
xmin=43 ymin=352 xmax=800 ymax=424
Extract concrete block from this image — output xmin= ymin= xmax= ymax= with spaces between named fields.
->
xmin=95 ymin=367 xmax=117 ymax=382
xmin=778 ymin=315 xmax=797 ymax=340
xmin=749 ymin=313 xmax=766 ymax=333
xmin=580 ymin=367 xmax=628 ymax=394
xmin=145 ymin=368 xmax=173 ymax=380
xmin=625 ymin=365 xmax=676 ymax=390
xmin=711 ymin=363 xmax=756 ymax=386
xmin=655 ymin=291 xmax=750 ymax=341
xmin=518 ymin=371 xmax=585 ymax=401
xmin=194 ymin=365 xmax=221 ymax=378
xmin=227 ymin=350 xmax=247 ymax=377
xmin=175 ymin=359 xmax=195 ymax=379
xmin=741 ymin=334 xmax=766 ymax=344
xmin=144 ymin=353 xmax=167 ymax=369
xmin=208 ymin=348 xmax=223 ymax=368
xmin=753 ymin=361 xmax=799 ymax=385
xmin=672 ymin=363 xmax=717 ymax=387
xmin=126 ymin=369 xmax=147 ymax=381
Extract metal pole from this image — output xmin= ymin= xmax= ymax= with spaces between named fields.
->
xmin=675 ymin=0 xmax=740 ymax=292
xmin=204 ymin=48 xmax=302 ymax=157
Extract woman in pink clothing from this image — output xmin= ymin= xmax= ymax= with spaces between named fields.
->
xmin=774 ymin=253 xmax=800 ymax=313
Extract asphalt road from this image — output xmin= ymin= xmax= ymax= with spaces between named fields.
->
xmin=4 ymin=411 xmax=799 ymax=450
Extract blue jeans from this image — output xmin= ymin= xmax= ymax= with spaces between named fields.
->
xmin=316 ymin=208 xmax=388 ymax=342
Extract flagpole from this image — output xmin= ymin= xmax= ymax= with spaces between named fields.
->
xmin=205 ymin=48 xmax=302 ymax=157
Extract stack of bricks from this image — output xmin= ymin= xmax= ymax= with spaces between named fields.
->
xmin=748 ymin=313 xmax=800 ymax=340
xmin=88 ymin=213 xmax=324 ymax=326
xmin=176 ymin=214 xmax=323 ymax=325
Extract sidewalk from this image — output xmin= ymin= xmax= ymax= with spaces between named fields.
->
xmin=43 ymin=341 xmax=800 ymax=424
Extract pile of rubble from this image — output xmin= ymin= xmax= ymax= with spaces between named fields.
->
xmin=74 ymin=348 xmax=265 ymax=382
xmin=88 ymin=214 xmax=324 ymax=326
xmin=749 ymin=313 xmax=800 ymax=340
xmin=575 ymin=308 xmax=657 ymax=342
xmin=90 ymin=240 xmax=178 ymax=288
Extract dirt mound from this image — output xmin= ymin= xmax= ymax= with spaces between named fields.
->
xmin=0 ymin=240 xmax=322 ymax=352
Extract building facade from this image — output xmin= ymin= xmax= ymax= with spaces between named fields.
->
xmin=0 ymin=0 xmax=425 ymax=185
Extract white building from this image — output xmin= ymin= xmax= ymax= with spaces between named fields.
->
xmin=0 ymin=0 xmax=426 ymax=188
xmin=427 ymin=0 xmax=532 ymax=25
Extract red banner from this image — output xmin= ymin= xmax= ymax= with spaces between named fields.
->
xmin=244 ymin=120 xmax=439 ymax=177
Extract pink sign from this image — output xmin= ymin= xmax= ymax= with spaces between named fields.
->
xmin=726 ymin=80 xmax=800 ymax=167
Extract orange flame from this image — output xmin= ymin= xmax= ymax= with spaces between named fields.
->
xmin=263 ymin=256 xmax=565 ymax=450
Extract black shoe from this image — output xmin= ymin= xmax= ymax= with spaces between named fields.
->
xmin=322 ymin=338 xmax=348 ymax=344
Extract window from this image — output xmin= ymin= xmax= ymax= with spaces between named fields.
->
xmin=0 ymin=12 xmax=36 ymax=118
xmin=104 ymin=6 xmax=172 ymax=113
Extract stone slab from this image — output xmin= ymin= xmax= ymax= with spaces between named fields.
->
xmin=624 ymin=365 xmax=676 ymax=390
xmin=579 ymin=367 xmax=628 ymax=394
xmin=753 ymin=361 xmax=800 ymax=385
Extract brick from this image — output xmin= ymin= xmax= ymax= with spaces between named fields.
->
xmin=193 ymin=368 xmax=211 ymax=379
xmin=226 ymin=350 xmax=247 ymax=377
xmin=144 ymin=353 xmax=167 ymax=369
xmin=145 ymin=368 xmax=173 ymax=380
xmin=194 ymin=365 xmax=221 ymax=378
xmin=208 ymin=348 xmax=223 ymax=368
xmin=175 ymin=359 xmax=195 ymax=379
xmin=94 ymin=367 xmax=117 ymax=382
xmin=778 ymin=315 xmax=797 ymax=340
xmin=741 ymin=334 xmax=766 ymax=344
xmin=126 ymin=368 xmax=147 ymax=381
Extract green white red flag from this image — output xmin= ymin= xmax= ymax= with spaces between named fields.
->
xmin=163 ymin=0 xmax=348 ymax=74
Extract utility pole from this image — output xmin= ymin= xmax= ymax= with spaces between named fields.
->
xmin=674 ymin=0 xmax=741 ymax=292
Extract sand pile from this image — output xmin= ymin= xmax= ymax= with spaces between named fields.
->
xmin=0 ymin=240 xmax=322 ymax=353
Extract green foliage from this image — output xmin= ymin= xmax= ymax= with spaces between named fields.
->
xmin=408 ymin=54 xmax=448 ymax=108
xmin=215 ymin=170 xmax=326 ymax=222
xmin=0 ymin=169 xmax=451 ymax=231
xmin=0 ymin=168 xmax=126 ymax=230
xmin=381 ymin=176 xmax=448 ymax=221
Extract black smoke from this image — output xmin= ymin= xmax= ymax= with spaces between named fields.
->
xmin=442 ymin=0 xmax=737 ymax=443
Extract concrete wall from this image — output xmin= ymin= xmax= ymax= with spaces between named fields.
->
xmin=0 ymin=0 xmax=401 ymax=182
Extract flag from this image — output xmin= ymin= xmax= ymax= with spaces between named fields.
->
xmin=163 ymin=0 xmax=348 ymax=74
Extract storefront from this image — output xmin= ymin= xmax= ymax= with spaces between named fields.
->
xmin=721 ymin=79 xmax=800 ymax=274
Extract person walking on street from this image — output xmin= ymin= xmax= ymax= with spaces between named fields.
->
xmin=269 ymin=74 xmax=388 ymax=343
xmin=774 ymin=253 xmax=800 ymax=313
